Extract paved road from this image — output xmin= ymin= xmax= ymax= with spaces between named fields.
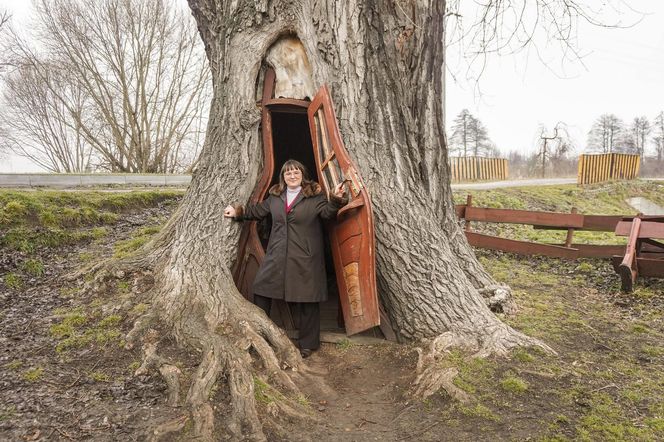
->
xmin=0 ymin=173 xmax=191 ymax=187
xmin=450 ymin=177 xmax=577 ymax=190
xmin=0 ymin=174 xmax=661 ymax=190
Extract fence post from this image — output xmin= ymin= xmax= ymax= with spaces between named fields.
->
xmin=565 ymin=207 xmax=577 ymax=248
xmin=464 ymin=194 xmax=473 ymax=232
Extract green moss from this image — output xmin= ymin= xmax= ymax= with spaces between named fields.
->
xmin=89 ymin=371 xmax=110 ymax=382
xmin=630 ymin=323 xmax=649 ymax=334
xmin=0 ymin=406 xmax=17 ymax=422
xmin=91 ymin=226 xmax=109 ymax=239
xmin=3 ymin=272 xmax=23 ymax=289
xmin=20 ymin=258 xmax=45 ymax=277
xmin=50 ymin=310 xmax=122 ymax=354
xmin=112 ymin=224 xmax=163 ymax=259
xmin=457 ymin=403 xmax=501 ymax=422
xmin=23 ymin=367 xmax=44 ymax=382
xmin=512 ymin=348 xmax=535 ymax=363
xmin=4 ymin=360 xmax=23 ymax=370
xmin=336 ymin=338 xmax=354 ymax=351
xmin=576 ymin=392 xmax=651 ymax=441
xmin=500 ymin=375 xmax=529 ymax=393
xmin=129 ymin=303 xmax=149 ymax=316
xmin=128 ymin=361 xmax=141 ymax=372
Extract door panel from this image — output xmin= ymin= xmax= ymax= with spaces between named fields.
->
xmin=308 ymin=85 xmax=380 ymax=336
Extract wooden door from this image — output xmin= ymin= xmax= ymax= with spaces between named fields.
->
xmin=308 ymin=85 xmax=380 ymax=335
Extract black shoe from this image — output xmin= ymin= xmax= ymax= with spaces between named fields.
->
xmin=300 ymin=348 xmax=313 ymax=359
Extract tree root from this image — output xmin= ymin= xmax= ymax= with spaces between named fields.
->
xmin=135 ymin=338 xmax=182 ymax=406
xmin=411 ymin=324 xmax=556 ymax=401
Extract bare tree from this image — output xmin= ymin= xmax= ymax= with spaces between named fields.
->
xmin=449 ymin=109 xmax=494 ymax=157
xmin=66 ymin=1 xmax=638 ymax=439
xmin=450 ymin=109 xmax=473 ymax=156
xmin=0 ymin=64 xmax=94 ymax=172
xmin=587 ymin=114 xmax=624 ymax=153
xmin=535 ymin=123 xmax=574 ymax=178
xmin=653 ymin=111 xmax=664 ymax=163
xmin=1 ymin=0 xmax=210 ymax=173
xmin=622 ymin=116 xmax=650 ymax=156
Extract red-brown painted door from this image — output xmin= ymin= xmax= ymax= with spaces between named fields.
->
xmin=308 ymin=85 xmax=380 ymax=336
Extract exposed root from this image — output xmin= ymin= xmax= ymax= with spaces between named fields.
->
xmin=136 ymin=338 xmax=182 ymax=407
xmin=412 ymin=332 xmax=473 ymax=402
xmin=149 ymin=415 xmax=188 ymax=442
xmin=412 ymin=325 xmax=557 ymax=401
xmin=240 ymin=320 xmax=300 ymax=393
xmin=478 ymin=284 xmax=518 ymax=315
xmin=125 ymin=312 xmax=157 ymax=350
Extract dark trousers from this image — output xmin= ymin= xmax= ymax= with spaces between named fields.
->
xmin=254 ymin=294 xmax=320 ymax=350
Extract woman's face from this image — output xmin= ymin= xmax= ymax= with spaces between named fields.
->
xmin=284 ymin=167 xmax=303 ymax=189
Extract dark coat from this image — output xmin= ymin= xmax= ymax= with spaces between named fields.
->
xmin=235 ymin=183 xmax=345 ymax=303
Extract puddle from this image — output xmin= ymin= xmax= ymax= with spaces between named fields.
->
xmin=626 ymin=197 xmax=664 ymax=215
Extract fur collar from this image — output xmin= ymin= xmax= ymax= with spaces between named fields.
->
xmin=268 ymin=181 xmax=322 ymax=197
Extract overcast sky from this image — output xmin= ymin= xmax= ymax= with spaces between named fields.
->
xmin=0 ymin=1 xmax=663 ymax=172
xmin=445 ymin=1 xmax=664 ymax=157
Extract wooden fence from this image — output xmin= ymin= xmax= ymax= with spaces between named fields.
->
xmin=577 ymin=153 xmax=640 ymax=185
xmin=456 ymin=196 xmax=664 ymax=291
xmin=450 ymin=156 xmax=508 ymax=182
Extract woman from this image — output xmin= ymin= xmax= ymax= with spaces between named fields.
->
xmin=224 ymin=159 xmax=346 ymax=358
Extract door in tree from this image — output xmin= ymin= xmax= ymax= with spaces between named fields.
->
xmin=308 ymin=85 xmax=380 ymax=335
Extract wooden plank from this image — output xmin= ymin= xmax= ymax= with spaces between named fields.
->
xmin=465 ymin=207 xmax=584 ymax=228
xmin=454 ymin=204 xmax=466 ymax=218
xmin=583 ymin=215 xmax=626 ymax=231
xmin=564 ymin=244 xmax=625 ymax=258
xmin=636 ymin=257 xmax=664 ymax=277
xmin=615 ymin=221 xmax=664 ymax=239
xmin=466 ymin=232 xmax=579 ymax=258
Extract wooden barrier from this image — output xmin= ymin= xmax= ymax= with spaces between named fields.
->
xmin=577 ymin=153 xmax=640 ymax=185
xmin=456 ymin=201 xmax=628 ymax=259
xmin=450 ymin=156 xmax=508 ymax=182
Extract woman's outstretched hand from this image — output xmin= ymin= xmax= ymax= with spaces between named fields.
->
xmin=223 ymin=205 xmax=236 ymax=218
xmin=333 ymin=182 xmax=346 ymax=198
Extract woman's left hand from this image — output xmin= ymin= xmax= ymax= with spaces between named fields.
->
xmin=333 ymin=182 xmax=346 ymax=198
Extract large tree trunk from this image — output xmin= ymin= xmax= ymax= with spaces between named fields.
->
xmin=87 ymin=0 xmax=550 ymax=439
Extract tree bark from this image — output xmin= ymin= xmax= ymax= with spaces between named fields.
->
xmin=90 ymin=0 xmax=551 ymax=439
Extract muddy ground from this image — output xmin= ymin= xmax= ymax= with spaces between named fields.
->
xmin=1 ymin=186 xmax=663 ymax=441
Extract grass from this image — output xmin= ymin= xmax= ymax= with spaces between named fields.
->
xmin=499 ymin=375 xmax=529 ymax=393
xmin=113 ymin=225 xmax=163 ymax=258
xmin=336 ymin=338 xmax=354 ymax=351
xmin=0 ymin=189 xmax=181 ymax=255
xmin=23 ymin=367 xmax=44 ymax=382
xmin=49 ymin=309 xmax=123 ymax=354
xmin=3 ymin=272 xmax=23 ymax=289
xmin=20 ymin=259 xmax=45 ymax=277
xmin=440 ymin=181 xmax=664 ymax=440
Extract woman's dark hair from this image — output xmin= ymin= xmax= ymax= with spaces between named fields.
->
xmin=269 ymin=159 xmax=321 ymax=196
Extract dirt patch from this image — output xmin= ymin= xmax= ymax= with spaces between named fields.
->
xmin=0 ymin=197 xmax=181 ymax=441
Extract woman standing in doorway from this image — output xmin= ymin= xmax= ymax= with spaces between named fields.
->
xmin=224 ymin=159 xmax=346 ymax=358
